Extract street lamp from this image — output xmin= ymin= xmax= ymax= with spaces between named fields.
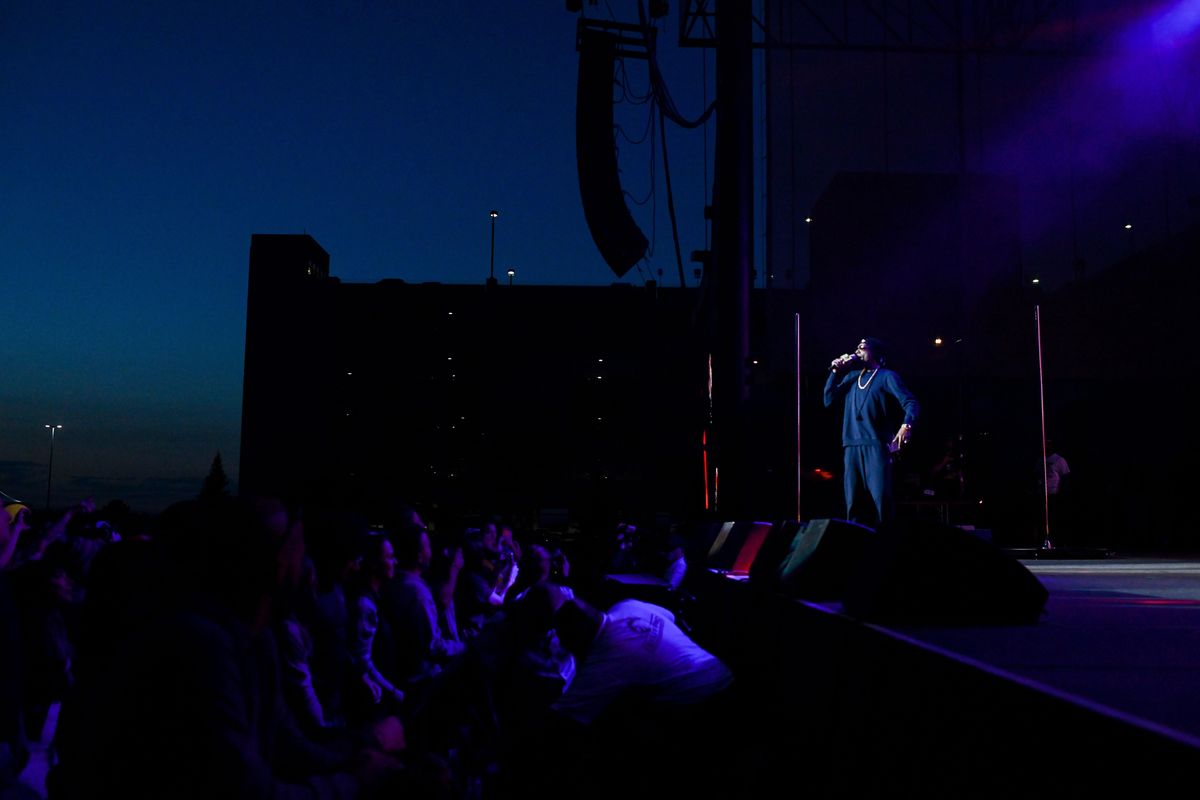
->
xmin=507 ymin=268 xmax=516 ymax=286
xmin=489 ymin=210 xmax=500 ymax=282
xmin=44 ymin=424 xmax=63 ymax=509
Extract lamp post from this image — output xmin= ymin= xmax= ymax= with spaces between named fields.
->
xmin=489 ymin=210 xmax=500 ymax=282
xmin=44 ymin=424 xmax=62 ymax=509
xmin=507 ymin=268 xmax=515 ymax=286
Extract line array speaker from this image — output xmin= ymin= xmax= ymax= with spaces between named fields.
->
xmin=577 ymin=29 xmax=649 ymax=277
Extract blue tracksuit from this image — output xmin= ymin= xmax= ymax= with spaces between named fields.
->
xmin=824 ymin=367 xmax=919 ymax=527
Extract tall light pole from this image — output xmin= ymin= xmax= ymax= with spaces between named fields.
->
xmin=489 ymin=210 xmax=500 ymax=283
xmin=44 ymin=424 xmax=63 ymax=510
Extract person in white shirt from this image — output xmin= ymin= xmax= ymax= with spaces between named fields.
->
xmin=551 ymin=597 xmax=732 ymax=726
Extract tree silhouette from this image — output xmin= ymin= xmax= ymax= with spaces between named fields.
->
xmin=200 ymin=453 xmax=231 ymax=501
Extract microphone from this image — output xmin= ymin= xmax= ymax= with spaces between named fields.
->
xmin=831 ymin=353 xmax=861 ymax=371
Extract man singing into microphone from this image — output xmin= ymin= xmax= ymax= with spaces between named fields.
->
xmin=824 ymin=337 xmax=920 ymax=527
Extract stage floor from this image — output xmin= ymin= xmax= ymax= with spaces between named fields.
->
xmin=862 ymin=558 xmax=1200 ymax=745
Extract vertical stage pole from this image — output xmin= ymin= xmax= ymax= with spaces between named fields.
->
xmin=1035 ymin=305 xmax=1052 ymax=549
xmin=795 ymin=312 xmax=802 ymax=521
xmin=712 ymin=0 xmax=754 ymax=516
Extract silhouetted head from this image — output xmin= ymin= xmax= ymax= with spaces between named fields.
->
xmin=481 ymin=519 xmax=499 ymax=553
xmin=523 ymin=543 xmax=553 ymax=584
xmin=665 ymin=533 xmax=686 ymax=561
xmin=392 ymin=522 xmax=431 ymax=572
xmin=158 ymin=495 xmax=302 ymax=623
xmin=553 ymin=597 xmax=605 ymax=657
xmin=360 ymin=531 xmax=397 ymax=585
xmin=509 ymin=582 xmax=567 ymax=645
xmin=304 ymin=508 xmax=371 ymax=586
xmin=855 ymin=337 xmax=888 ymax=367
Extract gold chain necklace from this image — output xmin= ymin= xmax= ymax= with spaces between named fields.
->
xmin=857 ymin=367 xmax=880 ymax=390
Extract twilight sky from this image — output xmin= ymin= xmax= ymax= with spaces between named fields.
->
xmin=2 ymin=1 xmax=1196 ymax=511
xmin=1 ymin=1 xmax=716 ymax=510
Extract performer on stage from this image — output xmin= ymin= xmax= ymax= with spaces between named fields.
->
xmin=824 ymin=337 xmax=919 ymax=527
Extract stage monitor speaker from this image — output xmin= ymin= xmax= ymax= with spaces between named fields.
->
xmin=576 ymin=29 xmax=649 ymax=278
xmin=706 ymin=521 xmax=772 ymax=574
xmin=684 ymin=520 xmax=726 ymax=567
xmin=730 ymin=522 xmax=772 ymax=575
xmin=748 ymin=520 xmax=801 ymax=589
xmin=776 ymin=518 xmax=877 ymax=600
xmin=842 ymin=518 xmax=1048 ymax=624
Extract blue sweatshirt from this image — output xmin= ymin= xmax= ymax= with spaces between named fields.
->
xmin=824 ymin=367 xmax=919 ymax=447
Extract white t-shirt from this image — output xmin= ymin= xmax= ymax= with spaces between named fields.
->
xmin=664 ymin=555 xmax=687 ymax=591
xmin=552 ymin=599 xmax=733 ymax=725
xmin=1040 ymin=453 xmax=1070 ymax=495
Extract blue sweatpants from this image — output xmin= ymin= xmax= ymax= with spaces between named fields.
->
xmin=844 ymin=443 xmax=893 ymax=528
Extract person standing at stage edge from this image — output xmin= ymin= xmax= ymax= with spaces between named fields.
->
xmin=824 ymin=337 xmax=920 ymax=528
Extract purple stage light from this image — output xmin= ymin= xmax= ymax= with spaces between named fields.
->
xmin=1151 ymin=0 xmax=1200 ymax=46
xmin=970 ymin=0 xmax=1200 ymax=280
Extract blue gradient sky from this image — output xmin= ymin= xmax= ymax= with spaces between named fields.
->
xmin=1 ymin=1 xmax=715 ymax=510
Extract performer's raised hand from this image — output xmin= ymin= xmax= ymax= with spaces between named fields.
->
xmin=830 ymin=353 xmax=858 ymax=372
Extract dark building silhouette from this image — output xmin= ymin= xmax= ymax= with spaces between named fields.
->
xmin=240 ymin=234 xmax=813 ymax=520
xmin=240 ymin=234 xmax=337 ymax=502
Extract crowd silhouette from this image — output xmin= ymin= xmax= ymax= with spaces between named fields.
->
xmin=1 ymin=492 xmax=736 ymax=799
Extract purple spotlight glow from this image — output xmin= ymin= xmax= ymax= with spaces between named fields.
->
xmin=1152 ymin=0 xmax=1200 ymax=46
xmin=976 ymin=0 xmax=1200 ymax=280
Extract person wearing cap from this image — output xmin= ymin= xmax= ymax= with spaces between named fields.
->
xmin=824 ymin=337 xmax=920 ymax=527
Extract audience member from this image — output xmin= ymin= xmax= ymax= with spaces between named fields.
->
xmin=429 ymin=538 xmax=465 ymax=645
xmin=0 ymin=508 xmax=30 ymax=796
xmin=551 ymin=596 xmax=732 ymax=725
xmin=6 ymin=488 xmax=761 ymax=799
xmin=606 ymin=522 xmax=640 ymax=573
xmin=12 ymin=545 xmax=78 ymax=741
xmin=381 ymin=523 xmax=465 ymax=689
xmin=1 ymin=502 xmax=31 ymax=570
xmin=348 ymin=530 xmax=406 ymax=712
xmin=457 ymin=529 xmax=516 ymax=638
xmin=304 ymin=509 xmax=369 ymax=729
xmin=662 ymin=534 xmax=688 ymax=592
xmin=497 ymin=520 xmax=522 ymax=564
xmin=274 ymin=556 xmax=329 ymax=733
xmin=511 ymin=543 xmax=575 ymax=605
xmin=52 ymin=496 xmax=403 ymax=798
